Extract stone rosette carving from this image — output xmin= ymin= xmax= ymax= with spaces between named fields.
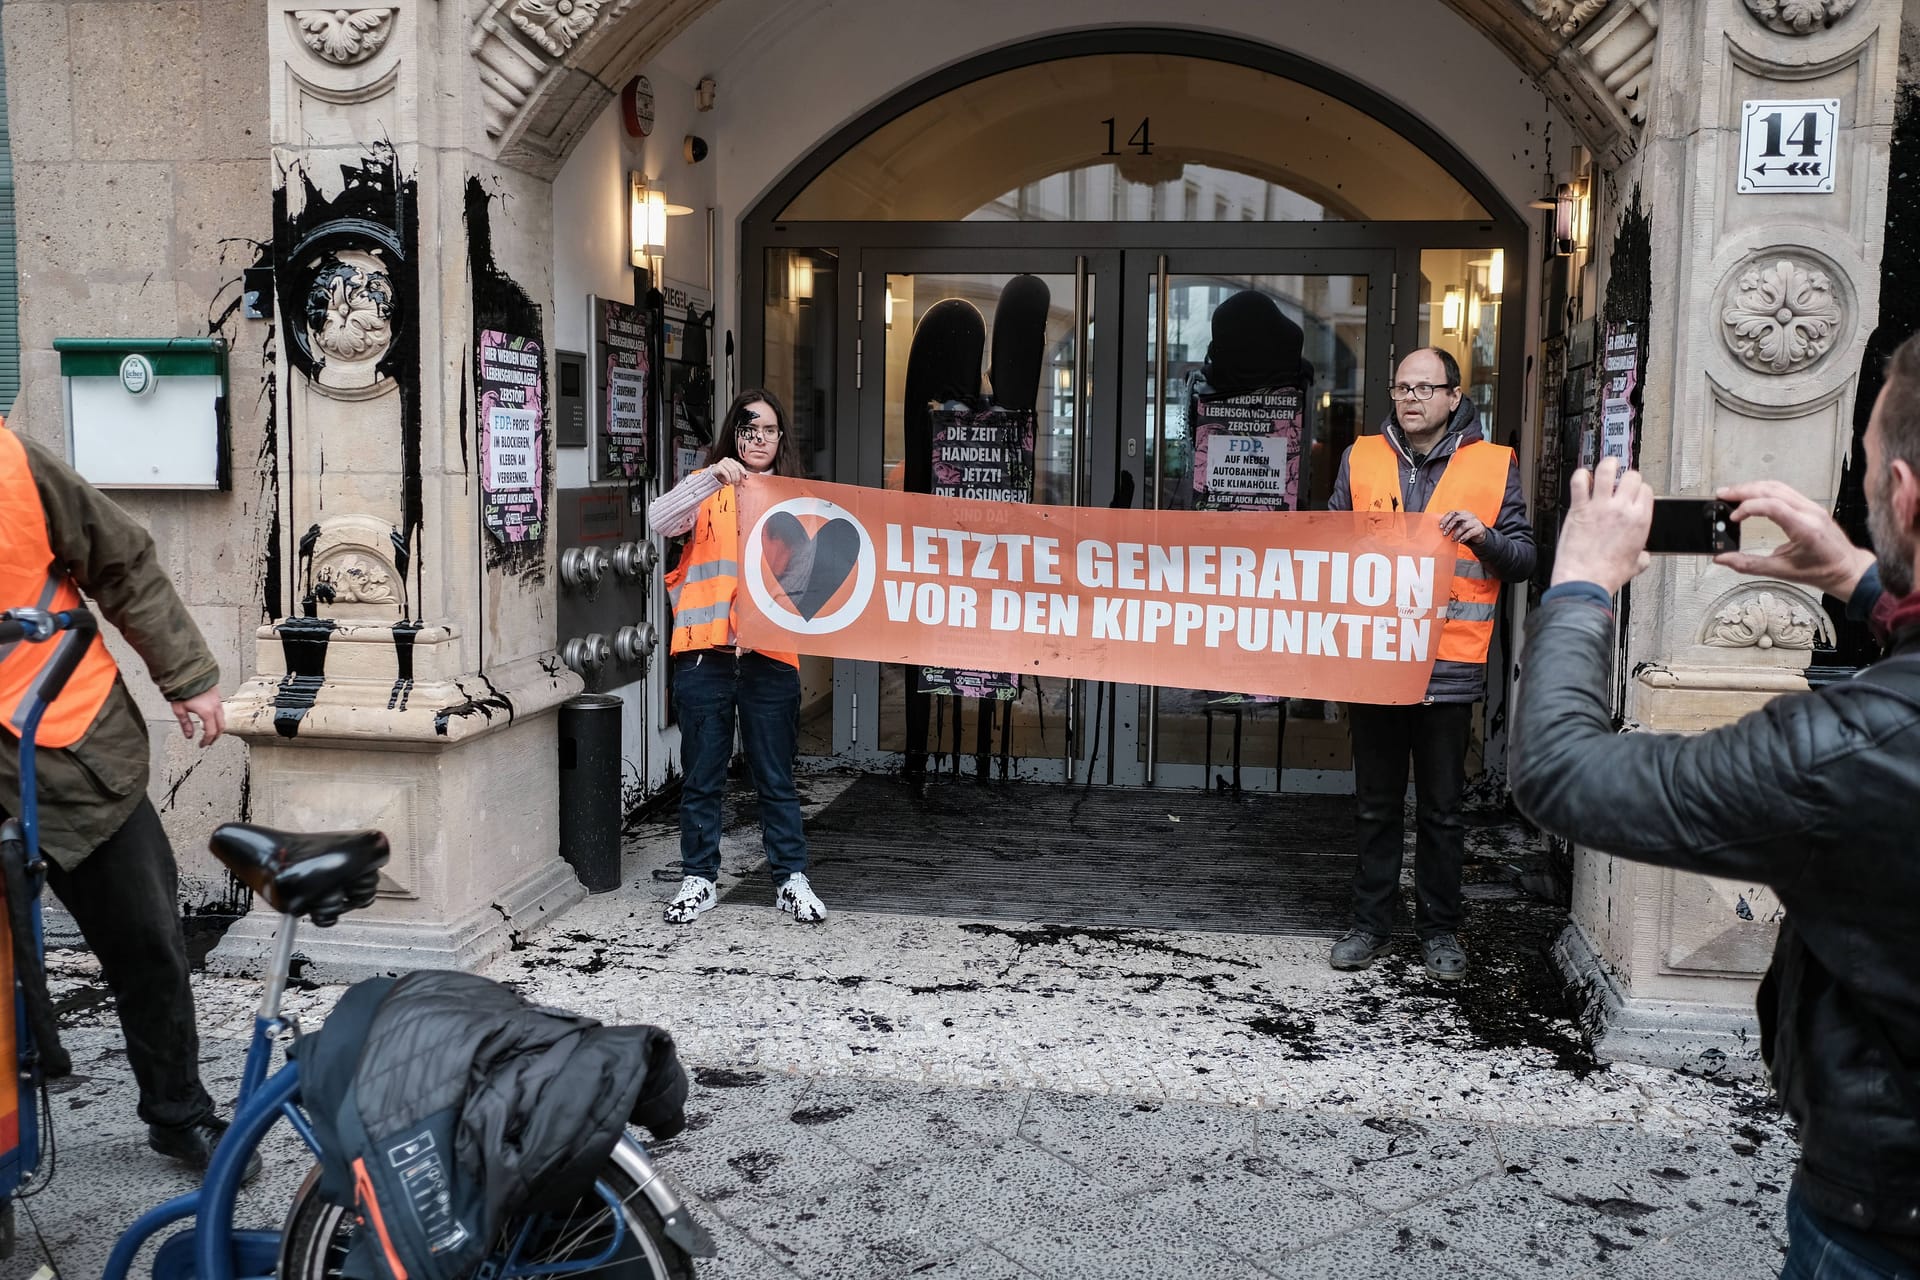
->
xmin=1743 ymin=0 xmax=1858 ymax=35
xmin=1701 ymin=586 xmax=1833 ymax=651
xmin=1719 ymin=256 xmax=1844 ymax=375
xmin=510 ymin=0 xmax=604 ymax=57
xmin=315 ymin=555 xmax=399 ymax=606
xmin=294 ymin=8 xmax=396 ymax=64
xmin=1529 ymin=0 xmax=1612 ymax=38
xmin=305 ymin=259 xmax=395 ymax=364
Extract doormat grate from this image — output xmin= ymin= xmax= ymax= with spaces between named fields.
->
xmin=721 ymin=775 xmax=1357 ymax=936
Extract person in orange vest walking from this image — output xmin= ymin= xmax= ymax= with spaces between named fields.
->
xmin=648 ymin=389 xmax=827 ymax=925
xmin=1325 ymin=348 xmax=1536 ymax=980
xmin=0 ymin=419 xmax=259 ymax=1178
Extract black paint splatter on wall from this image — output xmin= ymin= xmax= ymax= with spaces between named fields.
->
xmin=465 ymin=176 xmax=549 ymax=582
xmin=272 ymin=144 xmax=422 ymax=616
xmin=1602 ymin=187 xmax=1651 ymax=719
xmin=1817 ymin=76 xmax=1920 ymax=675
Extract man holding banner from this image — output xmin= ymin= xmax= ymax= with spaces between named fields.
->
xmin=1326 ymin=349 xmax=1536 ymax=981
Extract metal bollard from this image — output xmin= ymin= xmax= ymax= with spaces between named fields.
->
xmin=558 ymin=693 xmax=624 ymax=893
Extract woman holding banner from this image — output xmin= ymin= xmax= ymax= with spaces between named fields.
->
xmin=648 ymin=389 xmax=828 ymax=926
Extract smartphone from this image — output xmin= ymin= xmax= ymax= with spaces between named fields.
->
xmin=1646 ymin=497 xmax=1740 ymax=555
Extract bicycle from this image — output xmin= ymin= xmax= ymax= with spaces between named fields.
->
xmin=1 ymin=604 xmax=711 ymax=1279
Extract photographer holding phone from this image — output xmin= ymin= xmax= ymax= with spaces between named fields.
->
xmin=1510 ymin=334 xmax=1920 ymax=1278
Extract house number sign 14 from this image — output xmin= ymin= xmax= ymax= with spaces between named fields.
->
xmin=1738 ymin=99 xmax=1838 ymax=195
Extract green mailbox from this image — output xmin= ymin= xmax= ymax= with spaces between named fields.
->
xmin=54 ymin=337 xmax=230 ymax=490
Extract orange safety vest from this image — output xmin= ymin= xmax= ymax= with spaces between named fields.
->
xmin=1348 ymin=433 xmax=1513 ymax=666
xmin=0 ymin=425 xmax=119 ymax=748
xmin=664 ymin=480 xmax=798 ymax=668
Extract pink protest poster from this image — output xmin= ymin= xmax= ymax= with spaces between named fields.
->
xmin=477 ymin=328 xmax=546 ymax=544
xmin=1191 ymin=385 xmax=1306 ymax=513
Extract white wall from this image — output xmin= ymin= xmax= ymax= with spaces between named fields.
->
xmin=551 ymin=66 xmax=718 ymax=791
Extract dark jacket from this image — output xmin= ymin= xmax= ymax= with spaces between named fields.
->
xmin=1511 ymin=584 xmax=1920 ymax=1248
xmin=294 ymin=970 xmax=689 ymax=1280
xmin=1327 ymin=400 xmax=1536 ymax=701
xmin=0 ymin=431 xmax=220 ymax=868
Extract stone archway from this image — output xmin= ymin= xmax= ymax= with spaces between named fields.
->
xmin=471 ymin=0 xmax=1659 ymax=180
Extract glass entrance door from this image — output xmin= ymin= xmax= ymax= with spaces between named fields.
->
xmin=846 ymin=249 xmax=1120 ymax=781
xmin=831 ymin=246 xmax=1392 ymax=789
xmin=1120 ymin=249 xmax=1394 ymax=790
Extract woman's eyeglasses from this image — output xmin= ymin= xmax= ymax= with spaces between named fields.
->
xmin=736 ymin=423 xmax=781 ymax=444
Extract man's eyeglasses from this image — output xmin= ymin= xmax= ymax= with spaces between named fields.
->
xmin=736 ymin=423 xmax=781 ymax=444
xmin=1388 ymin=382 xmax=1457 ymax=402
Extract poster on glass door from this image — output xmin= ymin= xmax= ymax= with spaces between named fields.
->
xmin=1189 ymin=385 xmax=1306 ymax=513
xmin=917 ymin=399 xmax=1037 ymax=699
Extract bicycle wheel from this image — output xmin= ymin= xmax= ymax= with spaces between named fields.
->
xmin=278 ymin=1148 xmax=696 ymax=1279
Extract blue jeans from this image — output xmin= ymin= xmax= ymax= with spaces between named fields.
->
xmin=1785 ymin=1185 xmax=1920 ymax=1279
xmin=673 ymin=650 xmax=809 ymax=886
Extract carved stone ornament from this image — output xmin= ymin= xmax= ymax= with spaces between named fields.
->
xmin=1743 ymin=0 xmax=1858 ymax=35
xmin=1529 ymin=0 xmax=1613 ymax=38
xmin=293 ymin=9 xmax=396 ymax=64
xmin=1702 ymin=587 xmax=1833 ymax=651
xmin=315 ymin=555 xmax=399 ymax=606
xmin=305 ymin=259 xmax=395 ymax=364
xmin=509 ymin=0 xmax=604 ymax=57
xmin=1719 ymin=257 xmax=1844 ymax=375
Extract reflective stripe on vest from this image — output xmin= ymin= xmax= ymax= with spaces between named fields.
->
xmin=0 ymin=425 xmax=119 ymax=748
xmin=662 ymin=479 xmax=798 ymax=668
xmin=1347 ymin=433 xmax=1513 ymax=666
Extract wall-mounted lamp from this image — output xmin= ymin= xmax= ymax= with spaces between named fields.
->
xmin=789 ymin=254 xmax=814 ymax=302
xmin=1441 ymin=286 xmax=1464 ymax=336
xmin=1055 ymin=366 xmax=1071 ymax=394
xmin=630 ymin=171 xmax=666 ymax=279
xmin=884 ymin=284 xmax=896 ymax=330
xmin=1552 ymin=181 xmax=1590 ymax=257
xmin=1487 ymin=249 xmax=1504 ymax=299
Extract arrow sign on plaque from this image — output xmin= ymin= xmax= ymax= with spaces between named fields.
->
xmin=1739 ymin=100 xmax=1839 ymax=195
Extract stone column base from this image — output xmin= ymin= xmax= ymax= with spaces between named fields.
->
xmin=209 ymin=853 xmax=582 ymax=983
xmin=1554 ymin=920 xmax=1766 ymax=1079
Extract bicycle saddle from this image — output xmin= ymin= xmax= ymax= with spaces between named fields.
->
xmin=208 ymin=823 xmax=389 ymax=926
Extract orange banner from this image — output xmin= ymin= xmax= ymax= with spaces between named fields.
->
xmin=735 ymin=477 xmax=1457 ymax=705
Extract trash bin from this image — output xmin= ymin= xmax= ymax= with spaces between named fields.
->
xmin=558 ymin=693 xmax=624 ymax=893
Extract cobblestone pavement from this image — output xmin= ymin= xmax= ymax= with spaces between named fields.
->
xmin=8 ymin=773 xmax=1799 ymax=1278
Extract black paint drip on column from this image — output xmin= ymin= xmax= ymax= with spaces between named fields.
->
xmin=273 ymin=617 xmax=338 ymax=738
xmin=465 ymin=177 xmax=548 ymax=581
xmin=390 ymin=619 xmax=423 ymax=712
xmin=272 ymin=144 xmax=423 ymax=618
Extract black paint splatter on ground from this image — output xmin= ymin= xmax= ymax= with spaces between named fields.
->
xmin=1247 ymin=1009 xmax=1325 ymax=1062
xmin=694 ymin=1066 xmax=768 ymax=1089
xmin=790 ymin=1104 xmax=855 ymax=1126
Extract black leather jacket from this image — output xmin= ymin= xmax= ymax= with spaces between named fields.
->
xmin=1511 ymin=594 xmax=1920 ymax=1244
